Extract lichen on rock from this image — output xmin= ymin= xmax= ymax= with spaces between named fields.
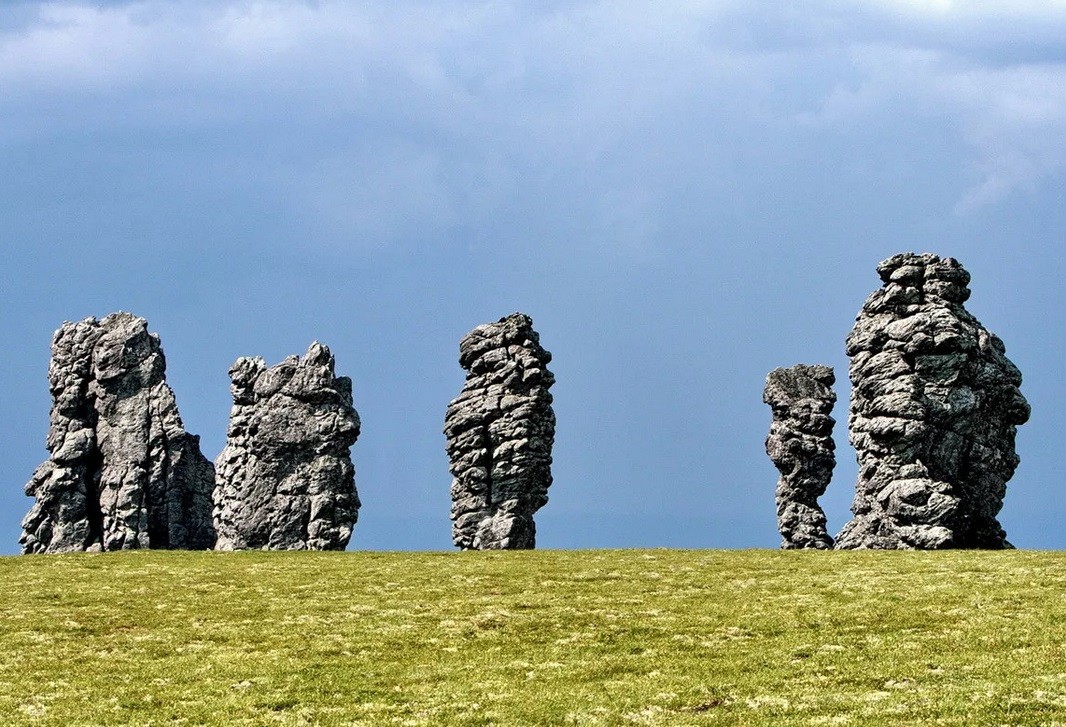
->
xmin=213 ymin=342 xmax=360 ymax=551
xmin=764 ymin=364 xmax=836 ymax=550
xmin=835 ymin=253 xmax=1030 ymax=549
xmin=445 ymin=313 xmax=556 ymax=550
xmin=20 ymin=312 xmax=216 ymax=553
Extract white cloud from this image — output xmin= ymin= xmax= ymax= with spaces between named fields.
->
xmin=798 ymin=40 xmax=1066 ymax=210
xmin=0 ymin=4 xmax=150 ymax=87
xmin=946 ymin=63 xmax=1066 ymax=210
xmin=2 ymin=0 xmax=1065 ymax=230
xmin=873 ymin=0 xmax=1066 ymax=17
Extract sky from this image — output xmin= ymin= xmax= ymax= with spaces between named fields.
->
xmin=2 ymin=0 xmax=1065 ymax=553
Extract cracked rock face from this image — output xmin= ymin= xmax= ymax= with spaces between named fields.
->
xmin=213 ymin=342 xmax=360 ymax=551
xmin=20 ymin=313 xmax=216 ymax=553
xmin=835 ymin=253 xmax=1030 ymax=550
xmin=445 ymin=313 xmax=556 ymax=550
xmin=764 ymin=364 xmax=836 ymax=550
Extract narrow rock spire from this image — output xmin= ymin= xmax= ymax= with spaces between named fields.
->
xmin=445 ymin=313 xmax=556 ymax=550
xmin=764 ymin=364 xmax=836 ymax=549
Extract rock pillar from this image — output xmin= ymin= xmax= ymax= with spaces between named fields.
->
xmin=445 ymin=313 xmax=556 ymax=550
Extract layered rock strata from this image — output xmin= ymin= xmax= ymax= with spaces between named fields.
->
xmin=764 ymin=364 xmax=836 ymax=549
xmin=213 ymin=342 xmax=360 ymax=551
xmin=836 ymin=253 xmax=1030 ymax=549
xmin=445 ymin=313 xmax=556 ymax=550
xmin=21 ymin=313 xmax=216 ymax=553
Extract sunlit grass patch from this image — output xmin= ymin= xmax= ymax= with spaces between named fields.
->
xmin=0 ymin=549 xmax=1064 ymax=725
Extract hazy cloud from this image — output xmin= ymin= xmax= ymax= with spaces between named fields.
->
xmin=2 ymin=0 xmax=1064 ymax=231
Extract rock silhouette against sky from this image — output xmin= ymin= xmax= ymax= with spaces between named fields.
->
xmin=445 ymin=313 xmax=556 ymax=550
xmin=213 ymin=342 xmax=361 ymax=551
xmin=764 ymin=364 xmax=836 ymax=550
xmin=835 ymin=253 xmax=1031 ymax=549
xmin=18 ymin=254 xmax=1032 ymax=556
xmin=21 ymin=313 xmax=215 ymax=553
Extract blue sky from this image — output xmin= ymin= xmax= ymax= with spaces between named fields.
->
xmin=2 ymin=0 xmax=1065 ymax=552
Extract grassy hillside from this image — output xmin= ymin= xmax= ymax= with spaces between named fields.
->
xmin=0 ymin=549 xmax=1064 ymax=726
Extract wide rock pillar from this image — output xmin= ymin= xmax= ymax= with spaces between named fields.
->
xmin=836 ymin=253 xmax=1030 ymax=549
xmin=213 ymin=342 xmax=360 ymax=551
xmin=21 ymin=313 xmax=216 ymax=553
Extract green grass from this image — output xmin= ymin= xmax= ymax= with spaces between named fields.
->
xmin=0 ymin=549 xmax=1064 ymax=726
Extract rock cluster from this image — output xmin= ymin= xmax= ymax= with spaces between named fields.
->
xmin=20 ymin=313 xmax=216 ymax=553
xmin=445 ymin=313 xmax=556 ymax=550
xmin=764 ymin=364 xmax=836 ymax=549
xmin=835 ymin=253 xmax=1031 ymax=549
xmin=213 ymin=342 xmax=360 ymax=551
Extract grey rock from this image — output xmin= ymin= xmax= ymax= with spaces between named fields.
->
xmin=213 ymin=342 xmax=360 ymax=551
xmin=764 ymin=364 xmax=836 ymax=549
xmin=20 ymin=313 xmax=216 ymax=553
xmin=445 ymin=313 xmax=556 ymax=550
xmin=835 ymin=253 xmax=1030 ymax=549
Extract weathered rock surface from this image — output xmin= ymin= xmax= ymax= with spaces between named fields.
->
xmin=445 ymin=313 xmax=556 ymax=550
xmin=835 ymin=253 xmax=1030 ymax=549
xmin=764 ymin=364 xmax=836 ymax=549
xmin=213 ymin=342 xmax=360 ymax=551
xmin=20 ymin=313 xmax=216 ymax=553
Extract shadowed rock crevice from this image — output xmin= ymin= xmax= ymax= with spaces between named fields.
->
xmin=20 ymin=313 xmax=216 ymax=553
xmin=764 ymin=364 xmax=836 ymax=550
xmin=213 ymin=342 xmax=360 ymax=551
xmin=445 ymin=313 xmax=556 ymax=550
xmin=835 ymin=253 xmax=1030 ymax=550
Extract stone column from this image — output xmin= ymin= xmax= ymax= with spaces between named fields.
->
xmin=445 ymin=313 xmax=556 ymax=550
xmin=764 ymin=364 xmax=836 ymax=549
xmin=836 ymin=253 xmax=1030 ymax=549
xmin=213 ymin=342 xmax=360 ymax=551
xmin=21 ymin=313 xmax=216 ymax=553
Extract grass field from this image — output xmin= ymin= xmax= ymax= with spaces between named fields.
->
xmin=0 ymin=549 xmax=1064 ymax=726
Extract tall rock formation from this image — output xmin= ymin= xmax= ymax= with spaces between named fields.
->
xmin=20 ymin=313 xmax=216 ymax=553
xmin=764 ymin=364 xmax=836 ymax=550
xmin=213 ymin=342 xmax=360 ymax=551
xmin=445 ymin=313 xmax=556 ymax=550
xmin=836 ymin=253 xmax=1030 ymax=549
